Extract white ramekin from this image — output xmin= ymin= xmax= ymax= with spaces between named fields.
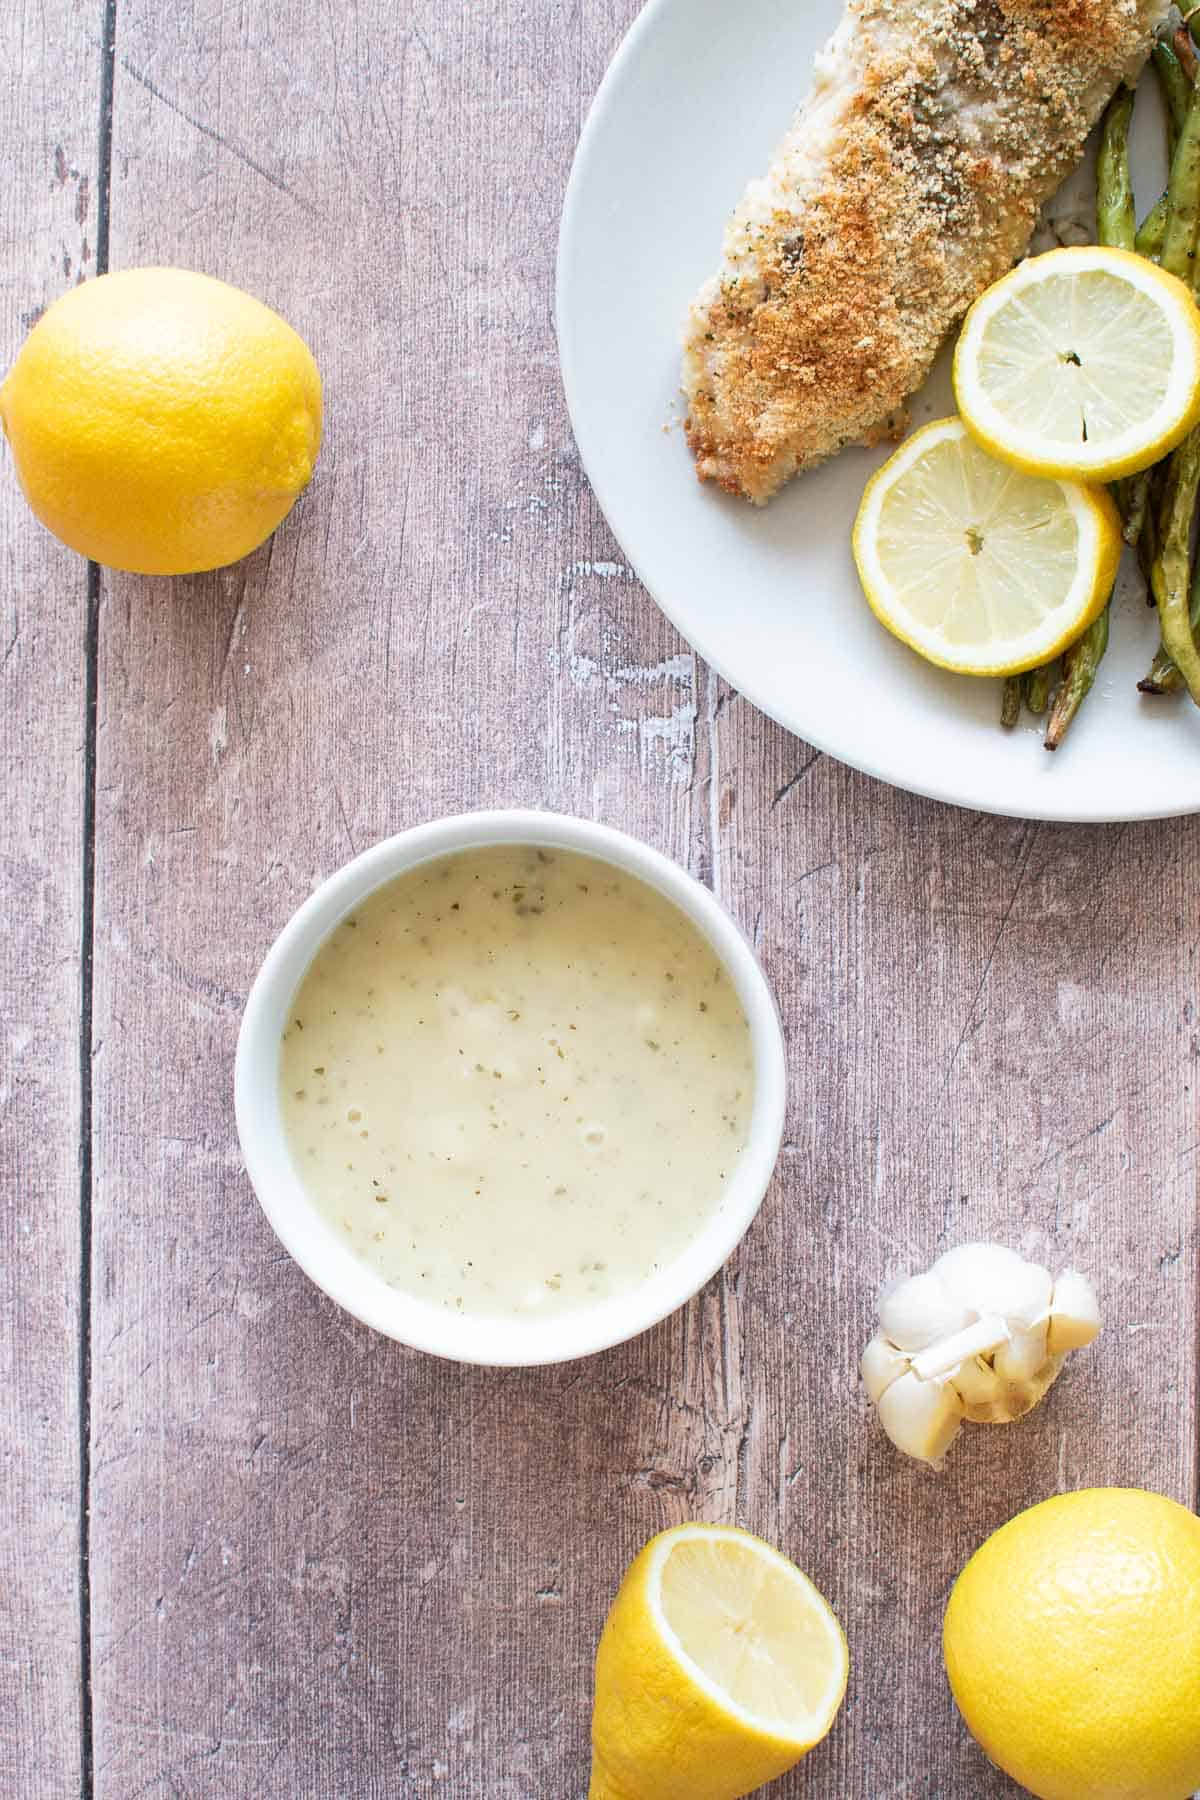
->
xmin=234 ymin=809 xmax=786 ymax=1366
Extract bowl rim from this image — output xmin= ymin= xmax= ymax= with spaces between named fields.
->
xmin=234 ymin=808 xmax=787 ymax=1366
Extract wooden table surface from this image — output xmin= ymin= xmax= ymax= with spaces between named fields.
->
xmin=3 ymin=2 xmax=1198 ymax=1796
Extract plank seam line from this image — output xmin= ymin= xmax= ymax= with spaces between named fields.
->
xmin=79 ymin=4 xmax=117 ymax=1796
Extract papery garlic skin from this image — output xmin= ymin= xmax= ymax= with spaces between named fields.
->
xmin=861 ymin=1244 xmax=1101 ymax=1467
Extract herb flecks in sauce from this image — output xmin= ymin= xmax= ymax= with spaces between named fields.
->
xmin=279 ymin=846 xmax=754 ymax=1321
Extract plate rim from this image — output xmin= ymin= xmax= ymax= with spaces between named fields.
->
xmin=554 ymin=0 xmax=1200 ymax=825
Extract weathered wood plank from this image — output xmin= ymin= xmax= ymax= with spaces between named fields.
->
xmin=0 ymin=2 xmax=100 ymax=1792
xmin=88 ymin=2 xmax=730 ymax=1795
xmin=717 ymin=709 xmax=1200 ymax=1794
xmin=82 ymin=1 xmax=1200 ymax=1798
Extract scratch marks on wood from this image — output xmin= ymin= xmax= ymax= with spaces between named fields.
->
xmin=384 ymin=471 xmax=413 ymax=682
xmin=117 ymin=59 xmax=320 ymax=215
xmin=772 ymin=749 xmax=821 ymax=809
xmin=921 ymin=821 xmax=1040 ymax=1140
xmin=218 ymin=591 xmax=248 ymax=687
xmin=47 ymin=141 xmax=93 ymax=281
xmin=114 ymin=934 xmax=245 ymax=1015
xmin=1028 ymin=1112 xmax=1115 ymax=1177
xmin=608 ymin=1372 xmax=707 ymax=1425
xmin=334 ymin=786 xmax=357 ymax=858
xmin=208 ymin=707 xmax=229 ymax=768
xmin=629 ymin=1466 xmax=694 ymax=1495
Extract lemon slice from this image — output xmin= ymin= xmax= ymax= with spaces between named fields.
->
xmin=953 ymin=245 xmax=1200 ymax=482
xmin=589 ymin=1523 xmax=848 ymax=1800
xmin=852 ymin=418 xmax=1121 ymax=677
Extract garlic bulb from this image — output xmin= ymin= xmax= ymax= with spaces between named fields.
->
xmin=861 ymin=1244 xmax=1102 ymax=1467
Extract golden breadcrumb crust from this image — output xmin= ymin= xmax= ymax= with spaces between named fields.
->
xmin=683 ymin=0 xmax=1165 ymax=502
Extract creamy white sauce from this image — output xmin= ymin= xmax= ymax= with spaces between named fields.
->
xmin=279 ymin=846 xmax=754 ymax=1320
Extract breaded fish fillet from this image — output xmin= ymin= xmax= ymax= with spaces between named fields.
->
xmin=683 ymin=0 xmax=1168 ymax=503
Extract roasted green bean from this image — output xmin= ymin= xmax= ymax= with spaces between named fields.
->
xmin=1023 ymin=663 xmax=1056 ymax=717
xmin=1149 ymin=425 xmax=1200 ymax=706
xmin=1045 ymin=610 xmax=1109 ymax=749
xmin=1097 ymin=84 xmax=1137 ymax=251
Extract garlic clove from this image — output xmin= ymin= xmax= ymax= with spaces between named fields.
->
xmin=875 ymin=1370 xmax=964 ymax=1466
xmin=932 ymin=1241 xmax=1027 ymax=1283
xmin=1004 ymin=1261 xmax=1054 ymax=1330
xmin=992 ymin=1321 xmax=1049 ymax=1384
xmin=1046 ymin=1269 xmax=1102 ymax=1354
xmin=878 ymin=1270 xmax=972 ymax=1352
xmin=993 ymin=1356 xmax=1064 ymax=1422
xmin=933 ymin=1242 xmax=1050 ymax=1324
xmin=949 ymin=1354 xmax=1005 ymax=1412
xmin=860 ymin=1333 xmax=909 ymax=1404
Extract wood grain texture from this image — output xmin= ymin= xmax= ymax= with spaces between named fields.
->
xmin=0 ymin=0 xmax=1192 ymax=1796
xmin=89 ymin=3 xmax=712 ymax=1794
xmin=0 ymin=3 xmax=99 ymax=1793
xmin=714 ymin=721 xmax=1200 ymax=1795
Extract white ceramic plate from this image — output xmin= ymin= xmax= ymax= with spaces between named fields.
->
xmin=557 ymin=0 xmax=1200 ymax=821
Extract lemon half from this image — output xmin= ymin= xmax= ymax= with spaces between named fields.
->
xmin=954 ymin=246 xmax=1200 ymax=483
xmin=589 ymin=1523 xmax=848 ymax=1800
xmin=944 ymin=1488 xmax=1200 ymax=1800
xmin=852 ymin=417 xmax=1120 ymax=676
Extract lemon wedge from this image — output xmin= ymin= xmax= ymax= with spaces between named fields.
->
xmin=953 ymin=246 xmax=1200 ymax=482
xmin=852 ymin=418 xmax=1121 ymax=676
xmin=588 ymin=1523 xmax=849 ymax=1800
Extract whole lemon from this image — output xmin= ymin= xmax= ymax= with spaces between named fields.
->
xmin=0 ymin=267 xmax=322 ymax=574
xmin=944 ymin=1488 xmax=1200 ymax=1800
